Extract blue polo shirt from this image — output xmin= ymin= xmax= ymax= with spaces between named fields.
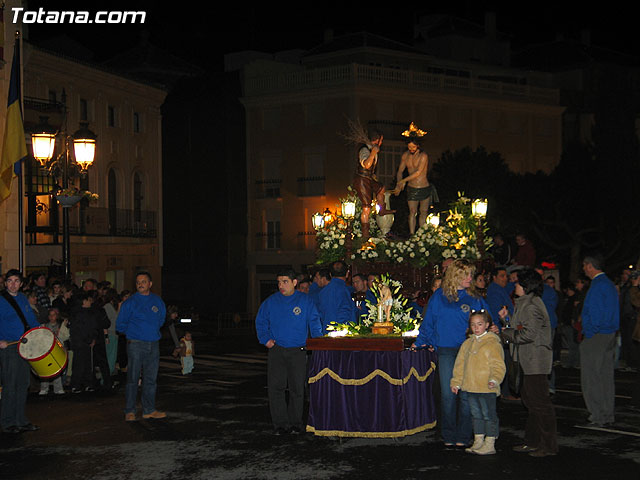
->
xmin=255 ymin=290 xmax=322 ymax=347
xmin=415 ymin=288 xmax=490 ymax=349
xmin=116 ymin=292 xmax=166 ymax=341
xmin=318 ymin=278 xmax=356 ymax=333
xmin=0 ymin=292 xmax=39 ymax=342
xmin=581 ymin=273 xmax=620 ymax=339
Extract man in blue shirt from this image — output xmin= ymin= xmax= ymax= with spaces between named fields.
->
xmin=318 ymin=261 xmax=356 ymax=333
xmin=580 ymin=255 xmax=620 ymax=426
xmin=535 ymin=266 xmax=559 ymax=393
xmin=486 ymin=266 xmax=517 ymax=399
xmin=486 ymin=266 xmax=513 ymax=329
xmin=255 ymin=269 xmax=322 ymax=435
xmin=116 ymin=271 xmax=166 ymax=422
xmin=0 ymin=269 xmax=40 ymax=433
xmin=352 ymin=273 xmax=373 ymax=322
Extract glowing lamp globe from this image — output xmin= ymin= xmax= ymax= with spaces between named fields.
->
xmin=72 ymin=123 xmax=97 ymax=171
xmin=31 ymin=117 xmax=57 ymax=165
xmin=472 ymin=199 xmax=488 ymax=218
xmin=312 ymin=212 xmax=325 ymax=230
xmin=341 ymin=199 xmax=356 ymax=220
xmin=322 ymin=208 xmax=334 ymax=225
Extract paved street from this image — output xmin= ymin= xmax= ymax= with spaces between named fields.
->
xmin=1 ymin=334 xmax=638 ymax=479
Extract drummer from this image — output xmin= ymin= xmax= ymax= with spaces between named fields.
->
xmin=0 ymin=269 xmax=40 ymax=434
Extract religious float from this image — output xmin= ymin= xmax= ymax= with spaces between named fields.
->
xmin=306 ymin=187 xmax=493 ymax=438
xmin=305 ymin=121 xmax=494 ymax=438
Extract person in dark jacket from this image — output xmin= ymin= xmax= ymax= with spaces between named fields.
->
xmin=501 ymin=268 xmax=558 ymax=457
xmin=89 ymin=291 xmax=113 ymax=390
xmin=70 ymin=292 xmax=100 ymax=393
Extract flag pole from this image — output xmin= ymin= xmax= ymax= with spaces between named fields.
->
xmin=15 ymin=30 xmax=24 ymax=273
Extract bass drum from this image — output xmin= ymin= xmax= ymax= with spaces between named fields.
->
xmin=17 ymin=326 xmax=68 ymax=379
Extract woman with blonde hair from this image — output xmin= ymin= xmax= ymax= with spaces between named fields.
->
xmin=413 ymin=259 xmax=505 ymax=448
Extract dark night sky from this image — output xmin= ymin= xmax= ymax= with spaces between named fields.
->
xmin=18 ymin=1 xmax=640 ymax=69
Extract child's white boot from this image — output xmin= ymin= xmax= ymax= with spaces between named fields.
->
xmin=474 ymin=436 xmax=496 ymax=455
xmin=465 ymin=434 xmax=485 ymax=453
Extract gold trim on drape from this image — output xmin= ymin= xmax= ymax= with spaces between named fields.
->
xmin=308 ymin=362 xmax=436 ymax=386
xmin=306 ymin=421 xmax=437 ymax=438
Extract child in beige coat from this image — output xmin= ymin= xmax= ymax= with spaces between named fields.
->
xmin=451 ymin=310 xmax=506 ymax=455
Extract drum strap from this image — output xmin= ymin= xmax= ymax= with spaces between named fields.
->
xmin=1 ymin=291 xmax=31 ymax=333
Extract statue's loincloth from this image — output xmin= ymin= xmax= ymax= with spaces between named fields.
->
xmin=406 ymin=184 xmax=439 ymax=202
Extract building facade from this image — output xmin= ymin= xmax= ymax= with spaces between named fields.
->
xmin=16 ymin=42 xmax=167 ymax=291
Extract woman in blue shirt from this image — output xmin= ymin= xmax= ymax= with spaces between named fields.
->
xmin=413 ymin=259 xmax=499 ymax=448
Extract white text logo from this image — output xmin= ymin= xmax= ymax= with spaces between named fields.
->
xmin=12 ymin=8 xmax=146 ymax=24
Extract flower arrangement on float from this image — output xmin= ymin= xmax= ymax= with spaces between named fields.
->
xmin=326 ymin=274 xmax=421 ymax=337
xmin=315 ymin=190 xmax=491 ymax=266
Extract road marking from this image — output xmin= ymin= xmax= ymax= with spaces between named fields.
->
xmin=554 ymin=388 xmax=631 ymax=399
xmin=205 ymin=379 xmax=242 ymax=385
xmin=197 ymin=354 xmax=267 ymax=365
xmin=160 ymin=354 xmax=267 ymax=365
xmin=573 ymin=425 xmax=640 ymax=437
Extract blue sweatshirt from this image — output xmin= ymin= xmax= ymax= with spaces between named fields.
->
xmin=415 ymin=288 xmax=490 ymax=349
xmin=255 ymin=290 xmax=322 ymax=347
xmin=354 ymin=288 xmax=377 ymax=322
xmin=318 ymin=278 xmax=356 ymax=333
xmin=0 ymin=293 xmax=39 ymax=341
xmin=581 ymin=273 xmax=620 ymax=339
xmin=541 ymin=284 xmax=559 ymax=329
xmin=116 ymin=292 xmax=166 ymax=341
xmin=486 ymin=282 xmax=514 ymax=329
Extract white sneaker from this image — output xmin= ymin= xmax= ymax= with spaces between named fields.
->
xmin=38 ymin=390 xmax=48 ymax=396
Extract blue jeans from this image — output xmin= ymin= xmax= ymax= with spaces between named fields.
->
xmin=467 ymin=392 xmax=499 ymax=437
xmin=437 ymin=347 xmax=472 ymax=444
xmin=125 ymin=339 xmax=160 ymax=415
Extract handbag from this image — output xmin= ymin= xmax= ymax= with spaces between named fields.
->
xmin=507 ymin=343 xmax=523 ymax=395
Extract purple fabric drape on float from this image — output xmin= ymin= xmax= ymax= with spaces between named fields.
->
xmin=307 ymin=349 xmax=437 ymax=437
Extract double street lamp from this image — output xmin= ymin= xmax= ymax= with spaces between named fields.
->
xmin=30 ymin=114 xmax=97 ymax=282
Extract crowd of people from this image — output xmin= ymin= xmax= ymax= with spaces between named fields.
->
xmin=0 ymin=272 xmax=129 ymax=398
xmin=0 ymin=269 xmax=173 ymax=433
xmin=256 ymin=235 xmax=640 ymax=457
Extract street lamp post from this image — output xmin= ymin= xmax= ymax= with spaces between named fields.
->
xmin=30 ymin=106 xmax=96 ymax=282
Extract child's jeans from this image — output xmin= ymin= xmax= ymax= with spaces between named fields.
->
xmin=466 ymin=391 xmax=499 ymax=437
